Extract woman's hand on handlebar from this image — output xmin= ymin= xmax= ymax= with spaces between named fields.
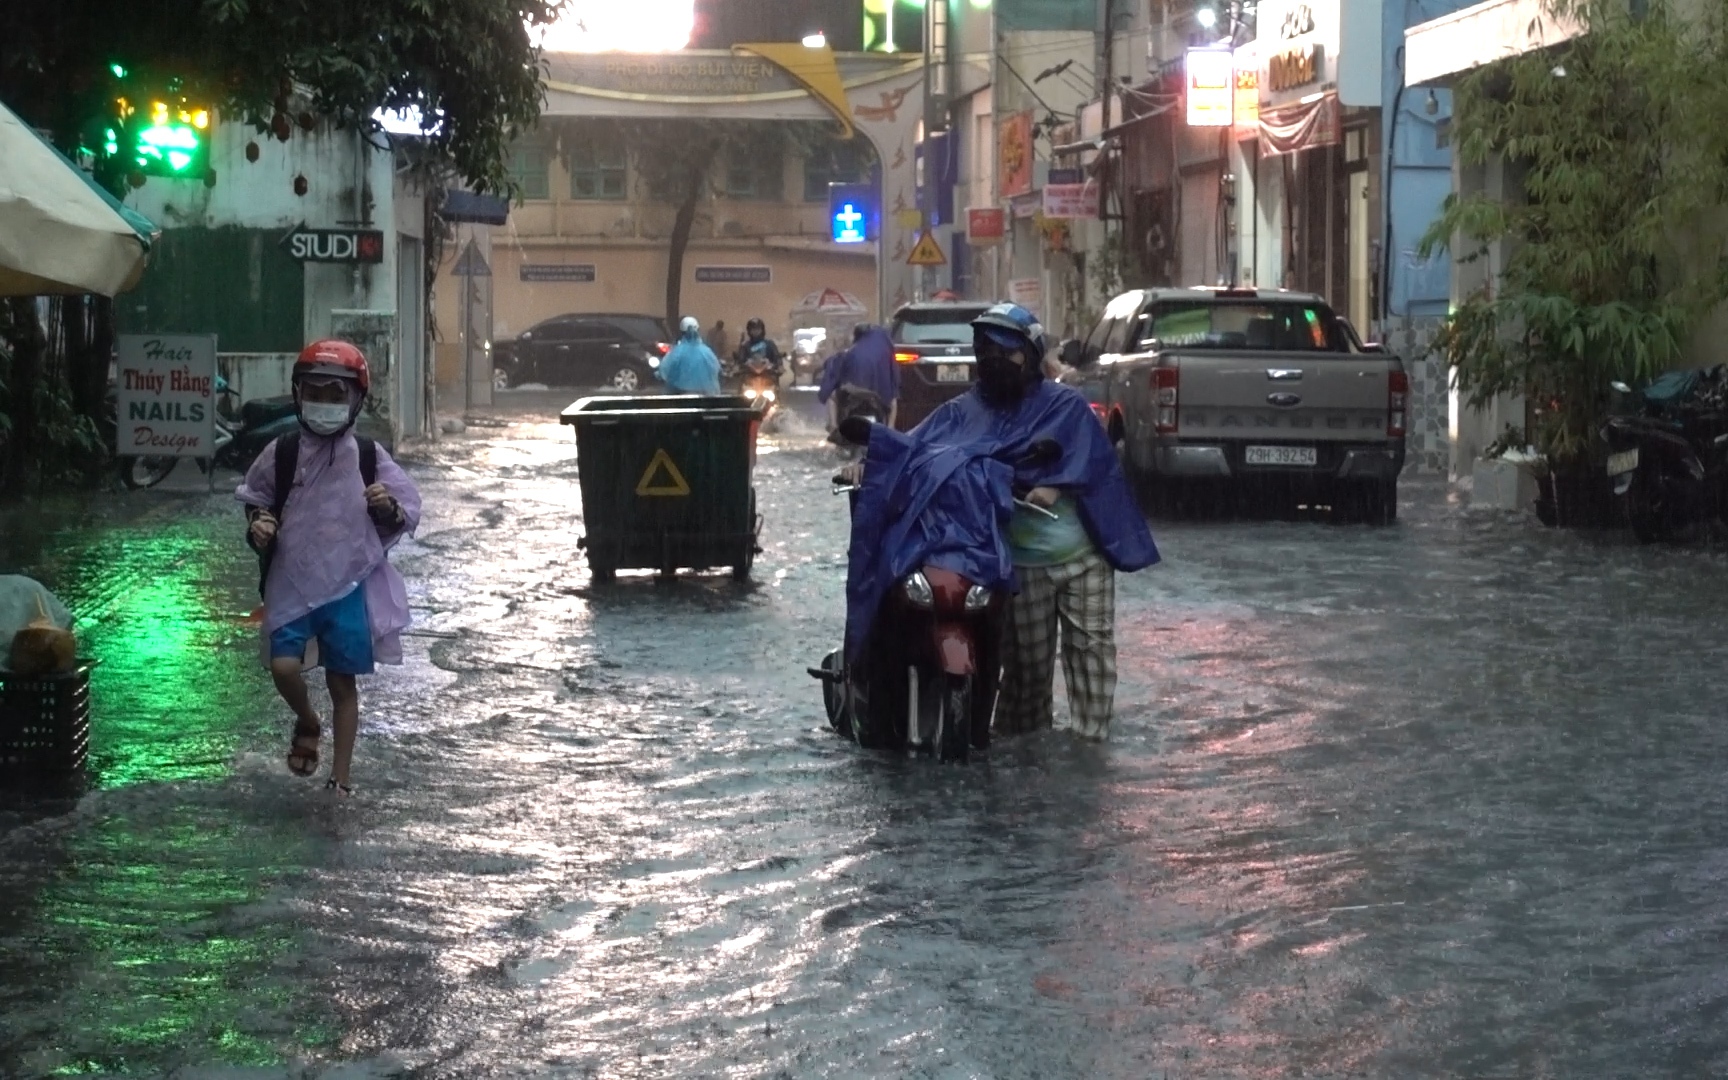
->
xmin=1026 ymin=486 xmax=1061 ymax=508
xmin=834 ymin=463 xmax=864 ymax=486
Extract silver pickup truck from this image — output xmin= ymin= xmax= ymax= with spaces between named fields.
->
xmin=1058 ymin=287 xmax=1407 ymax=523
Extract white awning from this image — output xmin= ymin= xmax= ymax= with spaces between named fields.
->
xmin=1404 ymin=0 xmax=1587 ymax=88
xmin=0 ymin=98 xmax=157 ymax=297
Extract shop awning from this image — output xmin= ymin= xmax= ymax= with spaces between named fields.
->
xmin=1404 ymin=0 xmax=1586 ymax=87
xmin=0 ymin=98 xmax=157 ymax=297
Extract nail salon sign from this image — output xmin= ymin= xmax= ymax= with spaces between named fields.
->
xmin=116 ymin=334 xmax=217 ymax=456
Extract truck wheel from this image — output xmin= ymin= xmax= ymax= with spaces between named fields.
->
xmin=1368 ymin=479 xmax=1399 ymax=526
xmin=590 ymin=564 xmax=615 ymax=583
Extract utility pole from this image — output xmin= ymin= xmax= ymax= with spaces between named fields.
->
xmin=1099 ymin=0 xmax=1117 ymax=231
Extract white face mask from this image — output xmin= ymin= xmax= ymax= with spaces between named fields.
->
xmin=300 ymin=402 xmax=352 ymax=436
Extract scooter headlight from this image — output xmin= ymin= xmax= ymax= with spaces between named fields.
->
xmin=762 ymin=389 xmax=776 ymax=402
xmin=648 ymin=355 xmax=661 ymax=369
xmin=903 ymin=571 xmax=934 ymax=608
xmin=964 ymin=584 xmax=992 ymax=611
xmin=744 ymin=387 xmax=759 ymax=399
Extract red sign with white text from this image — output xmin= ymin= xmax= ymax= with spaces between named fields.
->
xmin=966 ymin=208 xmax=1006 ymax=244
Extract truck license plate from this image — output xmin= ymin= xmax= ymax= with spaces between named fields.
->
xmin=1245 ymin=445 xmax=1318 ymax=467
xmin=936 ymin=364 xmax=970 ymax=383
xmin=1606 ymin=448 xmax=1639 ymax=476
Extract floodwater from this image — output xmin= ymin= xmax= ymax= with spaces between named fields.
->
xmin=5 ymin=393 xmax=1728 ymax=1078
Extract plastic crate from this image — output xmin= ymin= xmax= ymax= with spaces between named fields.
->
xmin=559 ymin=394 xmax=766 ymax=581
xmin=0 ymin=663 xmax=92 ymax=775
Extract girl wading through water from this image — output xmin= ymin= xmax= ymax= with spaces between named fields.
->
xmin=236 ymin=340 xmax=422 ymax=795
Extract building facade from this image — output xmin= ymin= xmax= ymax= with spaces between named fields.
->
xmin=114 ymin=115 xmax=433 ymax=445
xmin=436 ymin=116 xmax=879 ymax=368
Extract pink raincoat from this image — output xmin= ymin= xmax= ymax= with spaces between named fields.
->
xmin=235 ymin=432 xmax=422 ymax=665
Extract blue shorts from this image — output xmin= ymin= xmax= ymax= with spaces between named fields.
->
xmin=269 ymin=585 xmax=374 ymax=675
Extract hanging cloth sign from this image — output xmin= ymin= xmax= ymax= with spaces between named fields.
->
xmin=1257 ymin=92 xmax=1341 ymax=157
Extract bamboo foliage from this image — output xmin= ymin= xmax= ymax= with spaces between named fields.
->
xmin=1420 ymin=0 xmax=1728 ymax=462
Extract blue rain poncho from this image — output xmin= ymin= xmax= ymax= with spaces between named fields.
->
xmin=843 ymin=379 xmax=1159 ymax=660
xmin=659 ymin=330 xmax=721 ymax=395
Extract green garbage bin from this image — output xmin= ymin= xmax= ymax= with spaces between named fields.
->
xmin=560 ymin=394 xmax=767 ymax=581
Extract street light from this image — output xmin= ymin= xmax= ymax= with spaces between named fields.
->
xmin=1196 ymin=6 xmax=1219 ymax=29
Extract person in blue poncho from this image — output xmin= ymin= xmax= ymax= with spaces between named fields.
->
xmin=840 ymin=303 xmax=1158 ymax=740
xmin=659 ymin=316 xmax=721 ymax=395
xmin=819 ymin=323 xmax=899 ymax=432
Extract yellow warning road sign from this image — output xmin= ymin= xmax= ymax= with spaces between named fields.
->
xmin=907 ymin=231 xmax=947 ymax=267
xmin=635 ymin=448 xmax=691 ymax=497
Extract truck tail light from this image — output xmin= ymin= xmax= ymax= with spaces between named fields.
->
xmin=1153 ymin=367 xmax=1179 ymax=434
xmin=894 ymin=351 xmax=920 ymax=365
xmin=1387 ymin=370 xmax=1409 ymax=437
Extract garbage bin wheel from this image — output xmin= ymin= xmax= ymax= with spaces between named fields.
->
xmin=731 ymin=490 xmax=759 ymax=581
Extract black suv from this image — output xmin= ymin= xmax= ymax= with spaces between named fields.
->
xmin=888 ymin=301 xmax=990 ymax=429
xmin=493 ymin=313 xmax=673 ymax=391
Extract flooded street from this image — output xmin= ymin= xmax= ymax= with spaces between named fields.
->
xmin=6 ymin=394 xmax=1728 ymax=1078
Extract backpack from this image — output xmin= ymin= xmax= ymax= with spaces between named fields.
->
xmin=256 ymin=432 xmax=378 ymax=598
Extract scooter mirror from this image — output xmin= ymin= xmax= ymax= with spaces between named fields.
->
xmin=838 ymin=416 xmax=875 ymax=446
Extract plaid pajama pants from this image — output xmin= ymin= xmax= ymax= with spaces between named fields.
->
xmin=993 ymin=550 xmax=1118 ymax=740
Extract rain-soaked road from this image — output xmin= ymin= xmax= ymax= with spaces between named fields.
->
xmin=6 ymin=391 xmax=1728 ymax=1078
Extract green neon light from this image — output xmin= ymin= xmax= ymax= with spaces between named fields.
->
xmin=110 ymin=63 xmax=127 ymax=78
xmin=139 ymin=124 xmax=199 ymax=151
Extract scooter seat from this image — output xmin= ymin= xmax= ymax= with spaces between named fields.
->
xmin=242 ymin=395 xmax=297 ymax=428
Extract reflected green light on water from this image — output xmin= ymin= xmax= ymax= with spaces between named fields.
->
xmin=55 ymin=526 xmax=269 ymax=790
xmin=1 ymin=496 xmax=343 ymax=1073
xmin=25 ymin=810 xmax=332 ymax=1072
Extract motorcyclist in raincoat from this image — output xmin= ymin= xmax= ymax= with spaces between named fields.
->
xmin=841 ymin=303 xmax=1158 ymax=740
xmin=659 ymin=316 xmax=722 ymax=395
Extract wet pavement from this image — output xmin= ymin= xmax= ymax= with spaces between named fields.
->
xmin=5 ymin=393 xmax=1728 ymax=1078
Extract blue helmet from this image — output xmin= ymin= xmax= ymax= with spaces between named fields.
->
xmin=971 ymin=302 xmax=1048 ymax=361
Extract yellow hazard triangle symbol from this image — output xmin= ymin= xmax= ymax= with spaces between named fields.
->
xmin=635 ymin=448 xmax=691 ymax=497
xmin=907 ymin=231 xmax=947 ymax=266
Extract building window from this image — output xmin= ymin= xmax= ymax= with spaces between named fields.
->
xmin=507 ymin=145 xmax=551 ymax=200
xmin=804 ymin=140 xmax=873 ymax=201
xmin=569 ymin=134 xmax=627 ymax=200
xmin=725 ymin=147 xmax=783 ymax=201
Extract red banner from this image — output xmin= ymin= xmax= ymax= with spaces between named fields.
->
xmin=999 ymin=110 xmax=1035 ymax=198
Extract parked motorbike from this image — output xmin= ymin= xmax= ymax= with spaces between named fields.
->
xmin=118 ymin=377 xmax=302 ymax=489
xmin=1602 ymin=370 xmax=1728 ymax=542
xmin=810 ymin=421 xmax=1061 ymax=762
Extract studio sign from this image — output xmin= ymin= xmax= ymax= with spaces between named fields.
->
xmin=281 ymin=225 xmax=386 ymax=264
xmin=1268 ymin=43 xmax=1324 ymax=92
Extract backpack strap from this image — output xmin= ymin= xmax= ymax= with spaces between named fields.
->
xmin=270 ymin=432 xmax=300 ymax=523
xmin=357 ymin=436 xmax=377 ymax=488
xmin=257 ymin=433 xmax=300 ymax=599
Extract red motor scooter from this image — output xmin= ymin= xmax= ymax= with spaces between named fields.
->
xmin=812 ymin=425 xmax=1060 ymax=762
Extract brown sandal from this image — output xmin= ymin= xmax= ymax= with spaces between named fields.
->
xmin=287 ymin=716 xmax=321 ymax=777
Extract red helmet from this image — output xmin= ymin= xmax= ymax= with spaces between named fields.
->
xmin=293 ymin=339 xmax=370 ymax=394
